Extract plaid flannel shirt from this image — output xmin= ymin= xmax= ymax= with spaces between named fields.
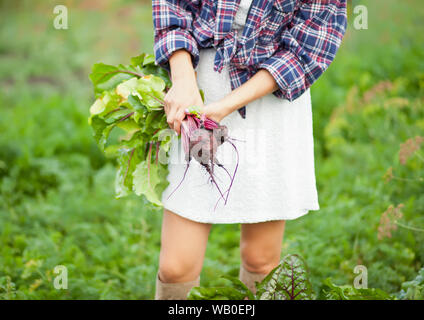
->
xmin=152 ymin=0 xmax=347 ymax=119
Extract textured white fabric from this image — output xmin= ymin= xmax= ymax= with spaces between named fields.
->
xmin=161 ymin=0 xmax=320 ymax=224
xmin=233 ymin=0 xmax=253 ymax=31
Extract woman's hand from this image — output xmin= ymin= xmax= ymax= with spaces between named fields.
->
xmin=201 ymin=102 xmax=229 ymax=124
xmin=200 ymin=69 xmax=280 ymax=123
xmin=165 ymin=49 xmax=204 ymax=135
xmin=166 ymin=52 xmax=279 ymax=129
xmin=164 ymin=78 xmax=204 ymax=135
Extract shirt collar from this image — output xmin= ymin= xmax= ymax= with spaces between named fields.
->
xmin=213 ymin=0 xmax=273 ymax=46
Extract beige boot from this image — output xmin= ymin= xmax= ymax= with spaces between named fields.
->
xmin=239 ymin=264 xmax=267 ymax=295
xmin=154 ymin=271 xmax=200 ymax=300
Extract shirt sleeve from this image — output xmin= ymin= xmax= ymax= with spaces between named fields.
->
xmin=152 ymin=0 xmax=200 ymax=73
xmin=257 ymin=0 xmax=347 ymax=101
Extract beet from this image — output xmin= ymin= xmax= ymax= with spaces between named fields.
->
xmin=166 ymin=113 xmax=239 ymax=210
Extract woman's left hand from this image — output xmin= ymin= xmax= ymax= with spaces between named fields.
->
xmin=197 ymin=68 xmax=280 ymax=123
xmin=200 ymin=102 xmax=230 ymax=124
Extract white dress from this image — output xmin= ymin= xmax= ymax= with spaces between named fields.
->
xmin=161 ymin=0 xmax=320 ymax=224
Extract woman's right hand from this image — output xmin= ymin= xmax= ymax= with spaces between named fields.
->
xmin=165 ymin=49 xmax=204 ymax=136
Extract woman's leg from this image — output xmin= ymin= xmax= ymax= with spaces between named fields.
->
xmin=155 ymin=208 xmax=212 ymax=299
xmin=239 ymin=220 xmax=286 ymax=294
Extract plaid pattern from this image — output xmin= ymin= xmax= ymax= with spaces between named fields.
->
xmin=152 ymin=0 xmax=347 ymax=119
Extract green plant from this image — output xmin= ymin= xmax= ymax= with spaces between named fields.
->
xmin=379 ymin=136 xmax=424 ymax=240
xmin=188 ymin=253 xmax=411 ymax=300
xmin=397 ymin=267 xmax=424 ymax=300
xmin=322 ymin=278 xmax=396 ymax=300
xmin=0 ymin=276 xmax=17 ymax=300
xmin=88 ymin=53 xmax=235 ymax=207
xmin=188 ymin=254 xmax=314 ymax=300
xmin=88 ymin=53 xmax=172 ymax=205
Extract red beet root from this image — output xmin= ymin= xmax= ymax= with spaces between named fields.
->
xmin=167 ymin=113 xmax=239 ymax=210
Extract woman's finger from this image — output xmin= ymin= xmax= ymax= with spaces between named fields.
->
xmin=163 ymin=99 xmax=170 ymax=116
xmin=173 ymin=109 xmax=186 ymax=136
xmin=167 ymin=105 xmax=177 ymax=130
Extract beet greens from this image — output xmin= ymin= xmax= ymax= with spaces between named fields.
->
xmin=88 ymin=53 xmax=239 ymax=208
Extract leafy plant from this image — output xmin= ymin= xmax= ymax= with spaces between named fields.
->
xmin=397 ymin=267 xmax=424 ymax=300
xmin=88 ymin=53 xmax=173 ymax=205
xmin=255 ymin=254 xmax=314 ymax=300
xmin=379 ymin=136 xmax=424 ymax=239
xmin=322 ymin=278 xmax=396 ymax=300
xmin=188 ymin=275 xmax=255 ymax=300
xmin=189 ymin=253 xmax=420 ymax=300
xmin=88 ymin=52 xmax=240 ymax=208
xmin=0 ymin=276 xmax=17 ymax=300
xmin=188 ymin=254 xmax=314 ymax=300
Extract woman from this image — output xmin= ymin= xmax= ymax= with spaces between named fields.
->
xmin=152 ymin=0 xmax=347 ymax=299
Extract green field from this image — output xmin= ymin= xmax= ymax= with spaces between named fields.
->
xmin=0 ymin=0 xmax=423 ymax=299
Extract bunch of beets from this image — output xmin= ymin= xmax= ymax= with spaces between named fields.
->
xmin=88 ymin=53 xmax=239 ymax=209
xmin=169 ymin=107 xmax=239 ymax=209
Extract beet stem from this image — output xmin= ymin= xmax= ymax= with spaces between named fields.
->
xmin=145 ymin=92 xmax=165 ymax=106
xmin=123 ymin=148 xmax=135 ymax=183
xmin=213 ymin=140 xmax=239 ymax=210
xmin=117 ymin=112 xmax=134 ymax=123
xmin=224 ymin=140 xmax=239 ymax=205
xmin=166 ymin=162 xmax=190 ymax=200
xmin=155 ymin=141 xmax=160 ymax=165
xmin=147 ymin=142 xmax=153 ymax=189
xmin=216 ymin=161 xmax=232 ymax=181
xmin=204 ymin=163 xmax=226 ymax=204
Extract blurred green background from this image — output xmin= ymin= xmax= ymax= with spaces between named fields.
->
xmin=0 ymin=0 xmax=423 ymax=299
